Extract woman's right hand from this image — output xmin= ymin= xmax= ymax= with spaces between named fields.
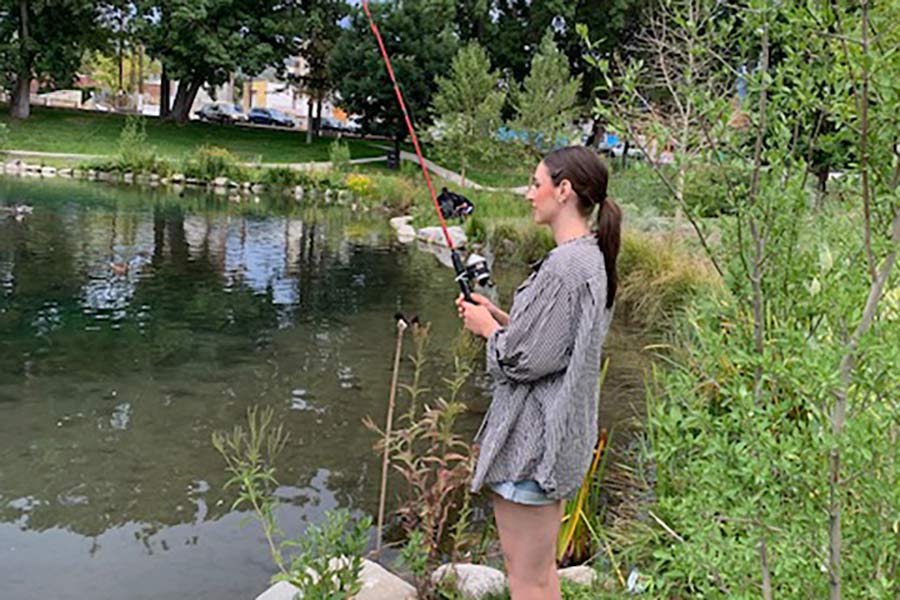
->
xmin=456 ymin=293 xmax=507 ymax=324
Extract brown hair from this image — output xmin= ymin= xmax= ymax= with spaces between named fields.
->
xmin=544 ymin=146 xmax=622 ymax=309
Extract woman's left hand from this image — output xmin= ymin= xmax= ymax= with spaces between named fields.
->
xmin=458 ymin=300 xmax=501 ymax=338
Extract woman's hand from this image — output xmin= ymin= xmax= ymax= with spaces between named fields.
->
xmin=456 ymin=293 xmax=510 ymax=326
xmin=455 ymin=294 xmax=501 ymax=338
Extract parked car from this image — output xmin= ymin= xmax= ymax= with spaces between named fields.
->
xmin=248 ymin=107 xmax=296 ymax=128
xmin=197 ymin=103 xmax=247 ymax=124
xmin=320 ymin=116 xmax=361 ymax=133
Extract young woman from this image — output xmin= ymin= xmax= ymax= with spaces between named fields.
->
xmin=456 ymin=146 xmax=621 ymax=600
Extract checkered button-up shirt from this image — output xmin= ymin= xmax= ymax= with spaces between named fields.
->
xmin=472 ymin=235 xmax=613 ymax=500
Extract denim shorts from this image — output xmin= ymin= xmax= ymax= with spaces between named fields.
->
xmin=488 ymin=479 xmax=556 ymax=506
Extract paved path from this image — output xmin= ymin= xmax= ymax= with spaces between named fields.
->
xmin=373 ymin=146 xmax=527 ymax=195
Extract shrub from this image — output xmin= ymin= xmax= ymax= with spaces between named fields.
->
xmin=328 ymin=138 xmax=351 ymax=173
xmin=346 ymin=173 xmax=375 ymax=198
xmin=212 ymin=407 xmax=371 ymax=598
xmin=182 ymin=145 xmax=240 ymax=181
xmin=260 ymin=166 xmax=316 ymax=188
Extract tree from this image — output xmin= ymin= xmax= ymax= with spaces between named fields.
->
xmin=134 ymin=0 xmax=305 ymax=123
xmin=329 ymin=0 xmax=458 ymax=143
xmin=0 ymin=0 xmax=104 ymax=119
xmin=509 ymin=30 xmax=582 ymax=157
xmin=284 ymin=0 xmax=348 ymax=143
xmin=430 ymin=41 xmax=506 ymax=185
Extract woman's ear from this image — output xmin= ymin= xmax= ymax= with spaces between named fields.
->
xmin=558 ymin=178 xmax=575 ymax=204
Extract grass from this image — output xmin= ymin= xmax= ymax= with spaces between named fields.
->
xmin=0 ymin=105 xmax=385 ymax=164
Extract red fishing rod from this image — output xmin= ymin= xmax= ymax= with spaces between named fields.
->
xmin=361 ymin=0 xmax=477 ymax=303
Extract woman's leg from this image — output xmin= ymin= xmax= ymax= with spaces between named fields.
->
xmin=492 ymin=493 xmax=565 ymax=600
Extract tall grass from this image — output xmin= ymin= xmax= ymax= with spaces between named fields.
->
xmin=617 ymin=231 xmax=721 ymax=329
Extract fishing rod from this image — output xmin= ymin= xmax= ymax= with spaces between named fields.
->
xmin=361 ymin=0 xmax=488 ymax=303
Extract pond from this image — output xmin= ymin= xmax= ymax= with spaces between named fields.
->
xmin=0 ymin=176 xmax=647 ymax=600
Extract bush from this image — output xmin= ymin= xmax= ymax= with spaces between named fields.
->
xmin=0 ymin=122 xmax=8 ymax=152
xmin=106 ymin=115 xmax=174 ymax=175
xmin=346 ymin=173 xmax=375 ymax=198
xmin=260 ymin=166 xmax=316 ymax=188
xmin=182 ymin=145 xmax=240 ymax=181
xmin=329 ymin=138 xmax=351 ymax=173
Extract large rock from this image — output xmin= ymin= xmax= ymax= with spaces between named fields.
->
xmin=255 ymin=581 xmax=299 ymax=600
xmin=432 ymin=563 xmax=506 ymax=599
xmin=254 ymin=559 xmax=416 ymax=600
xmin=417 ymin=225 xmax=467 ymax=248
xmin=389 ymin=215 xmax=414 ymax=231
xmin=355 ymin=559 xmax=416 ymax=600
xmin=557 ymin=565 xmax=597 ymax=587
xmin=41 ymin=166 xmax=57 ymax=177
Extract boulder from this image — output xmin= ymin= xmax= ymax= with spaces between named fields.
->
xmin=355 ymin=559 xmax=417 ymax=600
xmin=396 ymin=225 xmax=416 ymax=243
xmin=431 ymin=563 xmax=506 ymax=599
xmin=252 ymin=184 xmax=266 ymax=194
xmin=254 ymin=559 xmax=416 ymax=600
xmin=59 ymin=168 xmax=73 ymax=177
xmin=171 ymin=173 xmax=186 ymax=183
xmin=389 ymin=215 xmax=414 ymax=231
xmin=41 ymin=166 xmax=57 ymax=177
xmin=417 ymin=225 xmax=467 ymax=249
xmin=557 ymin=565 xmax=597 ymax=587
xmin=213 ymin=176 xmax=230 ymax=187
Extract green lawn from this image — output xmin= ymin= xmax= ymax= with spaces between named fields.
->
xmin=0 ymin=106 xmax=385 ymax=164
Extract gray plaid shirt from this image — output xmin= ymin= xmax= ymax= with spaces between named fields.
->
xmin=472 ymin=235 xmax=613 ymax=500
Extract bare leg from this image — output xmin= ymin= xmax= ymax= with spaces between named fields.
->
xmin=492 ymin=493 xmax=565 ymax=600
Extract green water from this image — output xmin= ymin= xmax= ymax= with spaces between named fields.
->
xmin=0 ymin=176 xmax=646 ymax=600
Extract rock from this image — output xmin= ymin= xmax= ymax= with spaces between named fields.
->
xmin=396 ymin=225 xmax=416 ymax=243
xmin=25 ymin=163 xmax=41 ymax=173
xmin=213 ymin=176 xmax=229 ymax=187
xmin=87 ymin=169 xmax=98 ymax=180
xmin=254 ymin=559 xmax=415 ymax=600
xmin=41 ymin=166 xmax=57 ymax=177
xmin=171 ymin=173 xmax=185 ymax=183
xmin=242 ymin=181 xmax=252 ymax=190
xmin=123 ymin=172 xmax=134 ymax=183
xmin=355 ymin=559 xmax=417 ymax=600
xmin=255 ymin=581 xmax=299 ymax=600
xmin=417 ymin=225 xmax=467 ymax=249
xmin=59 ymin=168 xmax=73 ymax=177
xmin=185 ymin=177 xmax=203 ymax=186
xmin=72 ymin=168 xmax=83 ymax=178
xmin=252 ymin=184 xmax=266 ymax=194
xmin=293 ymin=186 xmax=304 ymax=200
xmin=97 ymin=171 xmax=114 ymax=182
xmin=432 ymin=563 xmax=506 ymax=599
xmin=389 ymin=215 xmax=414 ymax=231
xmin=557 ymin=565 xmax=597 ymax=587
xmin=149 ymin=173 xmax=160 ymax=183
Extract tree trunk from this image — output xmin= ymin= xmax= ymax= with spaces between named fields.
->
xmin=10 ymin=0 xmax=31 ymax=120
xmin=169 ymin=77 xmax=202 ymax=124
xmin=315 ymin=92 xmax=323 ymax=136
xmin=306 ymin=95 xmax=313 ymax=144
xmin=160 ymin=65 xmax=170 ymax=118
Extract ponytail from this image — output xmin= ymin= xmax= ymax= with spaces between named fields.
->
xmin=595 ymin=198 xmax=621 ymax=309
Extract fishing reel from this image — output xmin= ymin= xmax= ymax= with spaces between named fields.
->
xmin=452 ymin=251 xmax=493 ymax=302
xmin=463 ymin=253 xmax=492 ymax=288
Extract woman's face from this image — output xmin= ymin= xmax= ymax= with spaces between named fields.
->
xmin=527 ymin=162 xmax=561 ymax=225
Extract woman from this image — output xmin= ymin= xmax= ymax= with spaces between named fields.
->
xmin=456 ymin=146 xmax=621 ymax=600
